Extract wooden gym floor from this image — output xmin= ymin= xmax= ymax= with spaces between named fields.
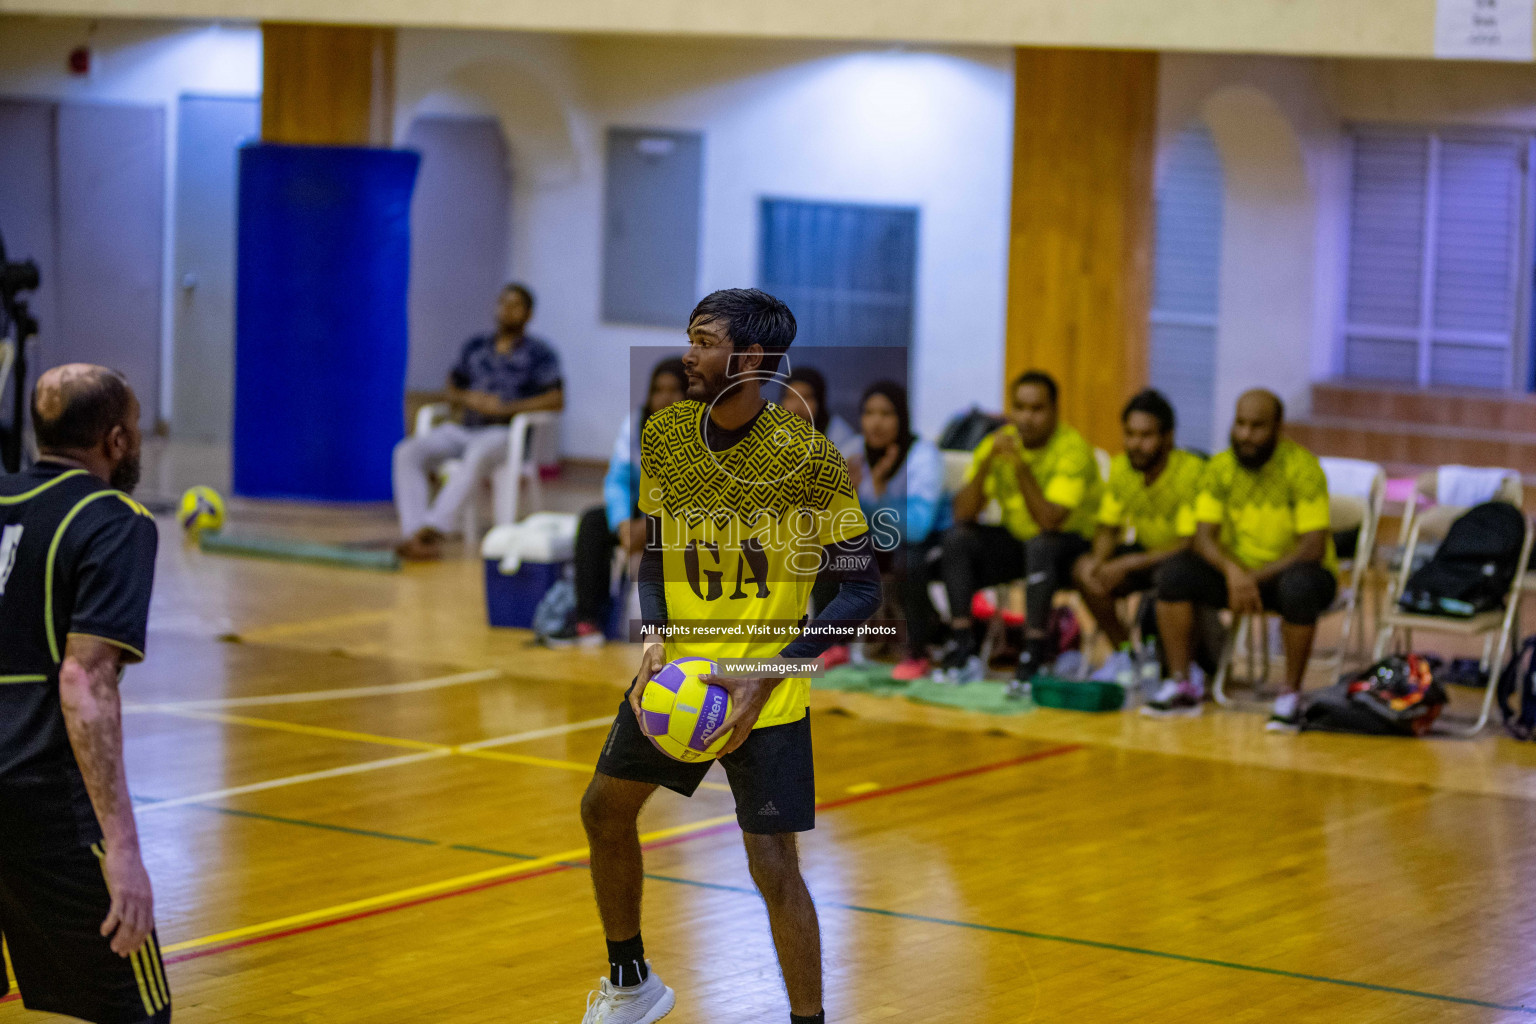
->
xmin=5 ymin=503 xmax=1536 ymax=1023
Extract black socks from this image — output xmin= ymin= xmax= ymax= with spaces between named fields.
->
xmin=790 ymin=1013 xmax=825 ymax=1024
xmin=606 ymin=933 xmax=648 ymax=988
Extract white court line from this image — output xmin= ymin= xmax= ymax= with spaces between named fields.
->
xmin=135 ymin=751 xmax=450 ymax=813
xmin=124 ymin=668 xmax=504 ymax=712
xmin=459 ymin=716 xmax=614 ymax=751
xmin=133 ymin=715 xmax=616 ymax=812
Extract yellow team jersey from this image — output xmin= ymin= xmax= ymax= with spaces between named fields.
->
xmin=964 ymin=423 xmax=1102 ymax=542
xmin=1097 ymin=449 xmax=1204 ymax=552
xmin=1193 ymin=438 xmax=1337 ymax=575
xmin=639 ymin=400 xmax=868 ymax=729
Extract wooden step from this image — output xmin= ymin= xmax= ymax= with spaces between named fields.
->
xmin=1287 ymin=416 xmax=1536 ymax=476
xmin=1311 ymin=381 xmax=1536 ymax=434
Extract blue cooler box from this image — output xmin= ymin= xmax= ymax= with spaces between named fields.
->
xmin=481 ymin=514 xmax=577 ymax=630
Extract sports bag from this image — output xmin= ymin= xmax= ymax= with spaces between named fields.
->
xmin=1398 ymin=502 xmax=1525 ymax=617
xmin=1497 ymin=635 xmax=1536 ymax=741
xmin=1300 ymin=655 xmax=1447 ymax=737
xmin=937 ymin=406 xmax=1006 ymax=451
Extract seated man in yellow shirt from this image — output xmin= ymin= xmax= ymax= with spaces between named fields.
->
xmin=937 ymin=371 xmax=1102 ymax=691
xmin=1074 ymin=389 xmax=1203 ymax=685
xmin=1147 ymin=389 xmax=1337 ymax=730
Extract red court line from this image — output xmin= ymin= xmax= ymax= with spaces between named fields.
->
xmin=3 ymin=741 xmax=1087 ymax=985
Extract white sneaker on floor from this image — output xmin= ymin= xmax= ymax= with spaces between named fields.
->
xmin=1266 ymin=692 xmax=1302 ymax=732
xmin=1141 ymin=678 xmax=1204 ymax=718
xmin=1091 ymin=649 xmax=1137 ymax=686
xmin=581 ymin=966 xmax=675 ymax=1024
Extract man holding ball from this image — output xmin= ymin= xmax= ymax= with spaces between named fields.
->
xmin=578 ymin=289 xmax=880 ymax=1024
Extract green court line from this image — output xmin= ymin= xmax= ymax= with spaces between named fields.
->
xmin=446 ymin=843 xmax=538 ymax=860
xmin=166 ymin=800 xmax=1535 ymax=1013
xmin=197 ymin=805 xmax=440 ymax=846
xmin=639 ymin=872 xmax=1536 ymax=1015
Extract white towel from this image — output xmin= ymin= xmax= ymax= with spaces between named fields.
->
xmin=1436 ymin=465 xmax=1517 ymax=508
xmin=1319 ymin=457 xmax=1382 ymax=501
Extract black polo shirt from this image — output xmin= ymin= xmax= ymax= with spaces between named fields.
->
xmin=0 ymin=461 xmax=158 ymax=851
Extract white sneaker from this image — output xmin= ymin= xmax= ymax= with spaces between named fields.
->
xmin=581 ymin=966 xmax=676 ymax=1024
xmin=1266 ymin=692 xmax=1302 ymax=732
xmin=1090 ymin=649 xmax=1137 ymax=686
xmin=1140 ymin=677 xmax=1204 ymax=718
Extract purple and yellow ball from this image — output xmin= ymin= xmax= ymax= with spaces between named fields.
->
xmin=638 ymin=657 xmax=732 ymax=763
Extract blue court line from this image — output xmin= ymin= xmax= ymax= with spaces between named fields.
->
xmin=169 ymin=800 xmax=1534 ymax=1013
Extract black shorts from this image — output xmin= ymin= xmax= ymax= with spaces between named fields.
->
xmin=1104 ymin=543 xmax=1158 ymax=596
xmin=0 ymin=840 xmax=171 ymax=1024
xmin=596 ymin=684 xmax=815 ymax=834
xmin=1155 ymin=551 xmax=1338 ymax=626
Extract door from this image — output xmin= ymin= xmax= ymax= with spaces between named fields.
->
xmin=601 ymin=127 xmax=703 ymax=328
xmin=172 ymin=95 xmax=259 ymax=443
xmin=0 ymin=101 xmax=61 ymax=441
xmin=404 ymin=115 xmax=511 ymax=391
xmin=53 ymin=102 xmax=166 ymax=429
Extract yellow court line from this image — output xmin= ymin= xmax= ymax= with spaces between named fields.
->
xmin=231 ymin=609 xmax=396 ymax=644
xmin=161 ymin=812 xmax=741 ymax=955
xmin=140 ymin=707 xmax=733 ymax=792
xmin=127 ymin=668 xmax=505 ymax=711
xmin=145 ymin=708 xmax=443 ymax=752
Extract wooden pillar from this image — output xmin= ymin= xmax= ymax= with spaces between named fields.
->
xmin=260 ymin=23 xmax=395 ymax=146
xmin=1004 ymin=48 xmax=1158 ymax=452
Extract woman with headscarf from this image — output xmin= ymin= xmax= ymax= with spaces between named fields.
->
xmin=819 ymin=381 xmax=949 ymax=679
xmin=549 ymin=358 xmax=687 ymax=646
xmin=782 ymin=366 xmax=859 ymax=457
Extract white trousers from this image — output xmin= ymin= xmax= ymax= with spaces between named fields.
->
xmin=392 ymin=422 xmax=509 ymax=537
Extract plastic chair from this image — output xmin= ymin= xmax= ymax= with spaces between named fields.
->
xmin=413 ymin=403 xmax=560 ymax=538
xmin=1212 ymin=458 xmax=1387 ymax=705
xmin=1371 ymin=480 xmax=1532 ymax=735
xmin=0 ymin=340 xmax=14 ymax=400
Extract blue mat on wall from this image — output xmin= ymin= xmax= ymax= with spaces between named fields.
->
xmin=234 ymin=145 xmax=420 ymax=501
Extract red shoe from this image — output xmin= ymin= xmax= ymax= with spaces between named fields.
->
xmin=820 ymin=645 xmax=852 ymax=669
xmin=890 ymin=657 xmax=931 ymax=681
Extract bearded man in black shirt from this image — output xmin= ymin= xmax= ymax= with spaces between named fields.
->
xmin=0 ymin=363 xmax=167 ymax=1023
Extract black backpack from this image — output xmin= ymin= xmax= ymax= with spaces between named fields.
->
xmin=1398 ymin=502 xmax=1525 ymax=617
xmin=1497 ymin=636 xmax=1536 ymax=740
xmin=937 ymin=407 xmax=1006 ymax=451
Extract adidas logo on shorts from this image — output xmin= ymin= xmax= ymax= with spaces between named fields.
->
xmin=759 ymin=801 xmax=779 ymax=816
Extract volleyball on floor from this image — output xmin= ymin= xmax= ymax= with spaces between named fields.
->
xmin=178 ymin=485 xmax=226 ymax=536
xmin=639 ymin=657 xmax=731 ymax=763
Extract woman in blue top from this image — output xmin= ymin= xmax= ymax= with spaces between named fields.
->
xmin=554 ymin=358 xmax=687 ymax=646
xmin=822 ymin=381 xmax=949 ymax=679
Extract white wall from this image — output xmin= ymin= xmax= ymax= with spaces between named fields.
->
xmin=397 ymin=31 xmax=1014 ymax=459
xmin=1156 ymin=53 xmax=1347 ymax=440
xmin=0 ymin=16 xmax=262 ymax=424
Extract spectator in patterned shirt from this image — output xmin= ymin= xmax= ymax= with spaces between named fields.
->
xmin=393 ymin=283 xmax=564 ymax=560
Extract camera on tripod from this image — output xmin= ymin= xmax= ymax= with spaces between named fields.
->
xmin=1 ymin=228 xmax=41 ymax=473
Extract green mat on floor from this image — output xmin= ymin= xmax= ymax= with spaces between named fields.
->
xmin=813 ymin=664 xmax=1034 ymax=715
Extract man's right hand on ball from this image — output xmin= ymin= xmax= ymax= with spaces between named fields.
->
xmin=630 ymin=641 xmax=667 ymax=723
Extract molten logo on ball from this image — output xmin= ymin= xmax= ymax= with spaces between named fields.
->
xmin=638 ymin=657 xmax=732 ymax=762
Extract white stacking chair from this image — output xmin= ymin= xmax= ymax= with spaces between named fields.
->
xmin=0 ymin=339 xmax=14 ymax=400
xmin=413 ymin=403 xmax=560 ymax=539
xmin=1212 ymin=458 xmax=1387 ymax=705
xmin=1371 ymin=468 xmax=1531 ymax=735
